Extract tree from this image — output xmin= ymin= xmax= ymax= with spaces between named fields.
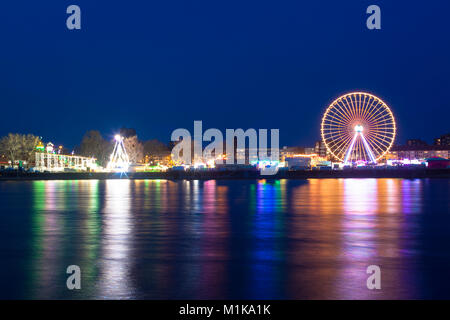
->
xmin=0 ymin=133 xmax=42 ymax=167
xmin=144 ymin=139 xmax=170 ymax=164
xmin=123 ymin=135 xmax=144 ymax=164
xmin=21 ymin=134 xmax=42 ymax=165
xmin=0 ymin=134 xmax=22 ymax=166
xmin=144 ymin=139 xmax=170 ymax=156
xmin=78 ymin=130 xmax=112 ymax=167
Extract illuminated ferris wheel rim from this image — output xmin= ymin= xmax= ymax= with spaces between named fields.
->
xmin=321 ymin=91 xmax=396 ymax=163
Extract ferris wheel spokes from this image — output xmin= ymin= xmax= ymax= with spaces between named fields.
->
xmin=343 ymin=125 xmax=377 ymax=165
xmin=343 ymin=132 xmax=358 ymax=164
xmin=321 ymin=92 xmax=396 ymax=163
xmin=360 ymin=132 xmax=377 ymax=163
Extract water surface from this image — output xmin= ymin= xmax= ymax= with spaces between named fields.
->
xmin=0 ymin=178 xmax=449 ymax=299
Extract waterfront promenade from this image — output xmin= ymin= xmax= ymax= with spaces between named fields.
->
xmin=1 ymin=168 xmax=449 ymax=181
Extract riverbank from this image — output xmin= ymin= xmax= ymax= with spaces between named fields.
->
xmin=1 ymin=168 xmax=450 ymax=181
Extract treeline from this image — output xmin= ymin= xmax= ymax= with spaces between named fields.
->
xmin=75 ymin=129 xmax=171 ymax=166
xmin=0 ymin=129 xmax=171 ymax=167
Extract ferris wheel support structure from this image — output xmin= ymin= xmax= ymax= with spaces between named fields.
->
xmin=343 ymin=130 xmax=377 ymax=165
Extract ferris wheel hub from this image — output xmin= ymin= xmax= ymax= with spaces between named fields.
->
xmin=354 ymin=125 xmax=364 ymax=132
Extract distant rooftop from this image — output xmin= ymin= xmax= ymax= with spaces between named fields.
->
xmin=391 ymin=145 xmax=450 ymax=151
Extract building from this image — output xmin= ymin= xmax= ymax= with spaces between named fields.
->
xmin=390 ymin=145 xmax=450 ymax=160
xmin=315 ymin=140 xmax=327 ymax=157
xmin=35 ymin=152 xmax=98 ymax=172
xmin=427 ymin=158 xmax=450 ymax=169
xmin=406 ymin=139 xmax=428 ymax=147
xmin=434 ymin=133 xmax=450 ymax=146
xmin=280 ymin=146 xmax=305 ymax=161
xmin=285 ymin=156 xmax=311 ymax=170
xmin=35 ymin=142 xmax=98 ymax=172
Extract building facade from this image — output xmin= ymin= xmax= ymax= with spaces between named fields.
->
xmin=390 ymin=145 xmax=450 ymax=160
xmin=434 ymin=133 xmax=450 ymax=146
xmin=35 ymin=152 xmax=97 ymax=172
xmin=315 ymin=140 xmax=327 ymax=158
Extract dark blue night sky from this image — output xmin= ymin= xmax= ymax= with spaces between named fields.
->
xmin=0 ymin=1 xmax=449 ymax=148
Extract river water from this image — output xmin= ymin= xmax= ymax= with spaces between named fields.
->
xmin=0 ymin=178 xmax=449 ymax=299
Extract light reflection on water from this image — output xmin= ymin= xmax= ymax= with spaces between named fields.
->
xmin=0 ymin=178 xmax=449 ymax=299
xmin=98 ymin=180 xmax=133 ymax=299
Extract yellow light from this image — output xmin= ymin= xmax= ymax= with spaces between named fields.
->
xmin=291 ymin=153 xmax=318 ymax=158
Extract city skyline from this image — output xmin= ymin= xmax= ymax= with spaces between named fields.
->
xmin=1 ymin=123 xmax=448 ymax=153
xmin=1 ymin=2 xmax=450 ymax=148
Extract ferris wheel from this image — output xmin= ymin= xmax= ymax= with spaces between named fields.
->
xmin=321 ymin=92 xmax=396 ymax=163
